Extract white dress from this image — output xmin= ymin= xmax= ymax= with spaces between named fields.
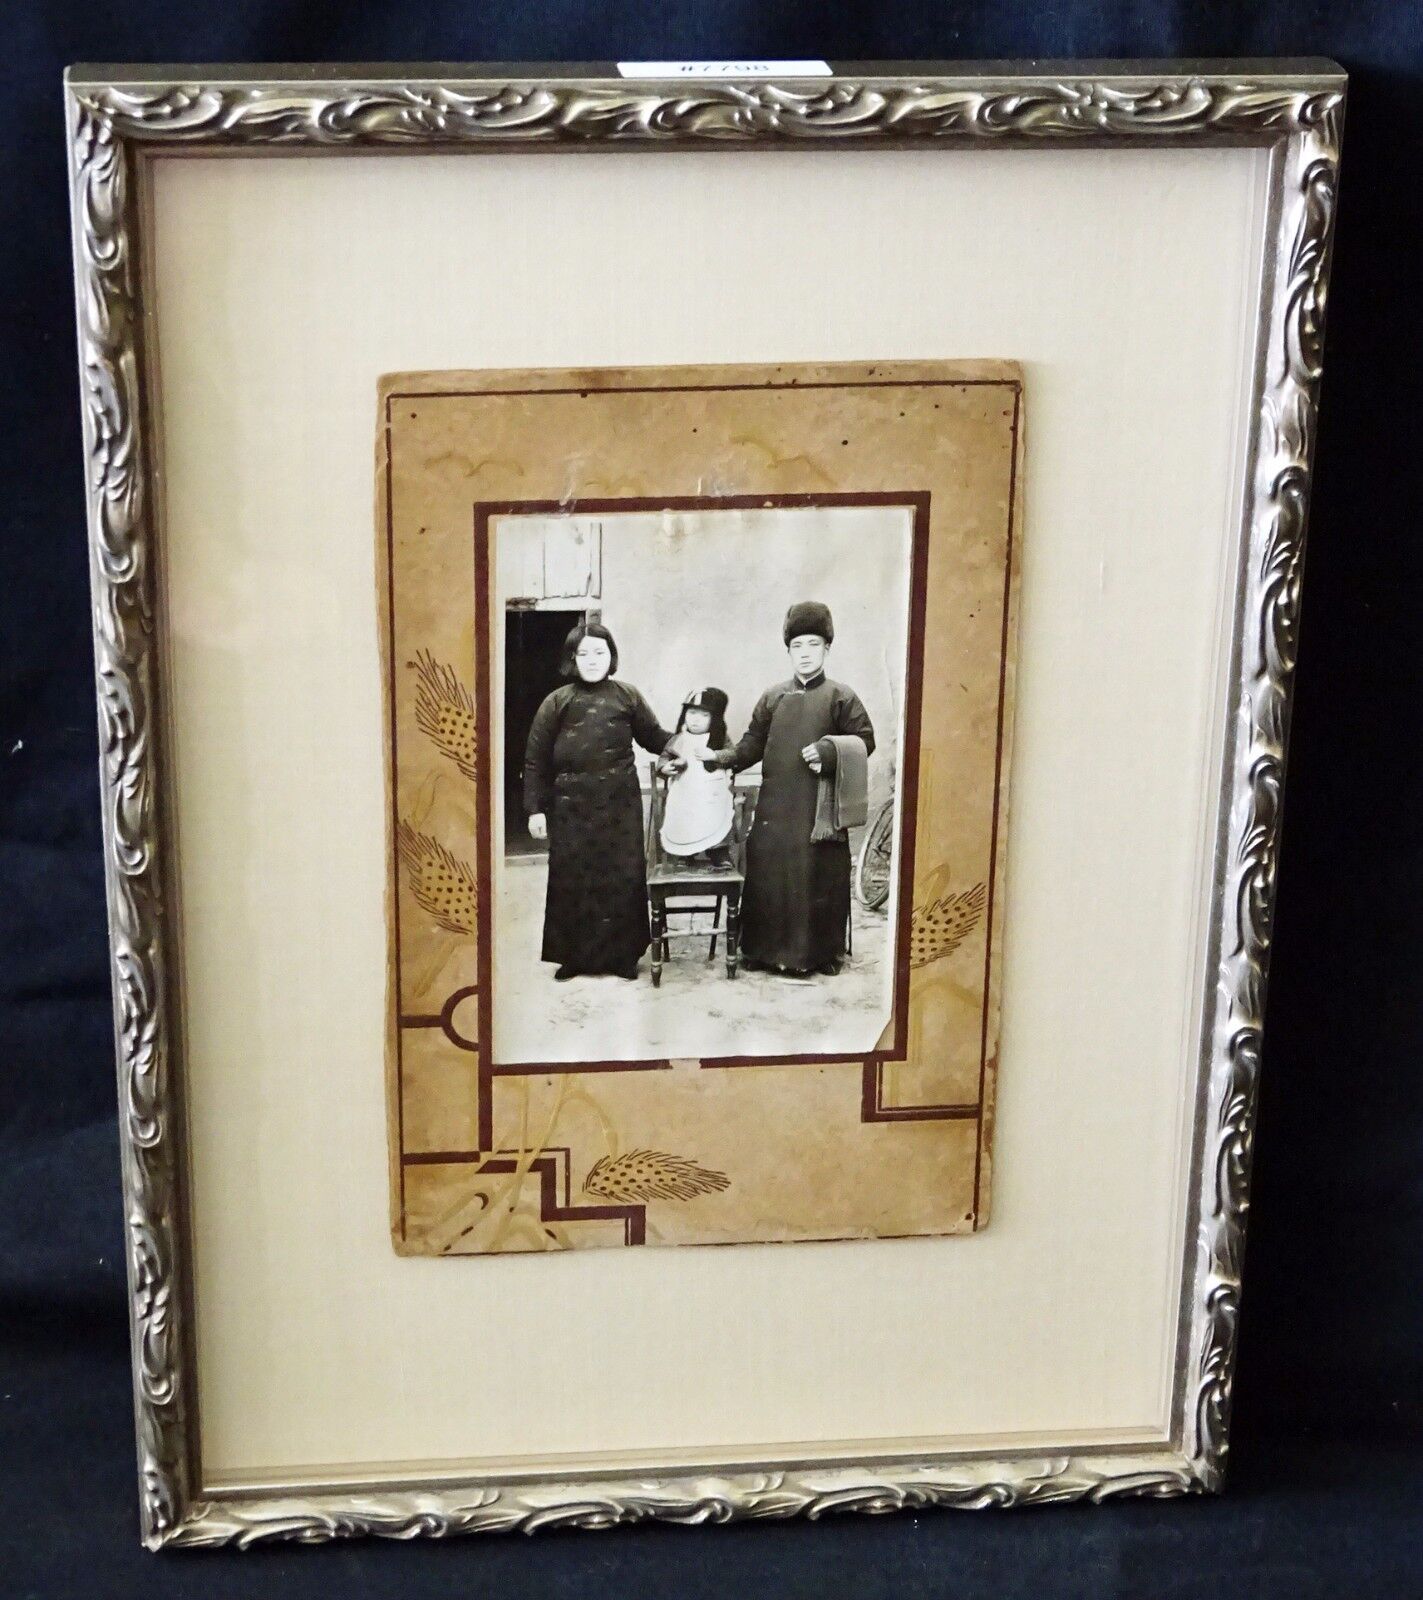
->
xmin=659 ymin=731 xmax=735 ymax=855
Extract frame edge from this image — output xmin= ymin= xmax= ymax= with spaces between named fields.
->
xmin=64 ymin=62 xmax=1344 ymax=1546
xmin=66 ymin=80 xmax=199 ymax=1548
xmin=1178 ymin=78 xmax=1345 ymax=1493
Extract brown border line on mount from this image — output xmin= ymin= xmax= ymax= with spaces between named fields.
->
xmin=468 ymin=486 xmax=936 ymax=1148
xmin=403 ymin=1148 xmax=646 ymax=1246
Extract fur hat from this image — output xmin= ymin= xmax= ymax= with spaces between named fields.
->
xmin=783 ymin=601 xmax=834 ymax=646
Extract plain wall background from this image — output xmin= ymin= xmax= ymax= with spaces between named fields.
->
xmin=501 ymin=504 xmax=913 ymax=795
xmin=2 ymin=8 xmax=1421 ymax=1600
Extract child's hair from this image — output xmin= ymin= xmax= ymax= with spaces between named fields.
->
xmin=675 ymin=686 xmax=729 ymax=751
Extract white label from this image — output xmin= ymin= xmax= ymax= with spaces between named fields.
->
xmin=617 ymin=60 xmax=833 ymax=79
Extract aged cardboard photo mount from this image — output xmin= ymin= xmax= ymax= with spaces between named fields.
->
xmin=67 ymin=61 xmax=1343 ymax=1547
xmin=380 ymin=363 xmax=1020 ymax=1259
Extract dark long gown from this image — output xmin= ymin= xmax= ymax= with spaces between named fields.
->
xmin=523 ymin=679 xmax=672 ymax=973
xmin=720 ymin=672 xmax=875 ymax=971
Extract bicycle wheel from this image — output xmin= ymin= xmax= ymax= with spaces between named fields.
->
xmin=855 ymin=800 xmax=895 ymax=910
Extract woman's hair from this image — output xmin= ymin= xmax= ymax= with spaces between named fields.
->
xmin=674 ymin=687 xmax=729 ymax=751
xmin=559 ymin=621 xmax=619 ymax=679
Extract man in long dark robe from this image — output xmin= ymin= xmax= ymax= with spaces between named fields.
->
xmin=705 ymin=602 xmax=874 ymax=975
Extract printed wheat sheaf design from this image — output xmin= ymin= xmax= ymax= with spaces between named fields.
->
xmin=585 ymin=1151 xmax=731 ymax=1203
xmin=909 ymin=881 xmax=987 ymax=970
xmin=396 ymin=820 xmax=478 ymax=935
xmin=409 ymin=648 xmax=477 ymax=781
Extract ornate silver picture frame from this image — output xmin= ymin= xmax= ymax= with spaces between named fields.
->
xmin=66 ymin=59 xmax=1344 ymax=1548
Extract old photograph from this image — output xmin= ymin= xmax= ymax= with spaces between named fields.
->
xmin=379 ymin=360 xmax=1021 ymax=1255
xmin=490 ymin=502 xmax=916 ymax=1067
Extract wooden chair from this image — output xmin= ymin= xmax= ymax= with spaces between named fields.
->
xmin=644 ymin=776 xmax=758 ymax=986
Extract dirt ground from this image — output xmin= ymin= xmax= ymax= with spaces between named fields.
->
xmin=492 ymin=856 xmax=894 ymax=1065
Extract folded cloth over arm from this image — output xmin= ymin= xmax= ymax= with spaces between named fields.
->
xmin=810 ymin=733 xmax=869 ymax=842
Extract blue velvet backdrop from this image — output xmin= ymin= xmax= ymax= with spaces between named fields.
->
xmin=2 ymin=6 xmax=1420 ymax=1596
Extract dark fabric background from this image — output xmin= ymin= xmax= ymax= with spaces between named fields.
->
xmin=2 ymin=5 xmax=1420 ymax=1596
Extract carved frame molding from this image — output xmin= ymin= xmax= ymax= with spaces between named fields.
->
xmin=64 ymin=61 xmax=1344 ymax=1547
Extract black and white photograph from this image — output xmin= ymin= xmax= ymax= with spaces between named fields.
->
xmin=490 ymin=501 xmax=917 ymax=1066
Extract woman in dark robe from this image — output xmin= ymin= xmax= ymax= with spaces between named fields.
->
xmin=523 ymin=622 xmax=673 ymax=980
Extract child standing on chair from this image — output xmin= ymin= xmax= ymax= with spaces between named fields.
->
xmin=658 ymin=688 xmax=735 ymax=868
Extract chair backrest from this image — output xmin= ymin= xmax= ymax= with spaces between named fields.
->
xmin=730 ymin=780 xmax=759 ymax=872
xmin=645 ymin=774 xmax=668 ymax=870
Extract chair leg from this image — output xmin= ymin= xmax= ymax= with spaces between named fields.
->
xmin=651 ymin=898 xmax=663 ymax=987
xmin=727 ymin=890 xmax=740 ymax=978
xmin=708 ymin=892 xmax=721 ymax=962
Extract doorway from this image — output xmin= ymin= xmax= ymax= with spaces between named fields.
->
xmin=503 ymin=607 xmax=587 ymax=855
